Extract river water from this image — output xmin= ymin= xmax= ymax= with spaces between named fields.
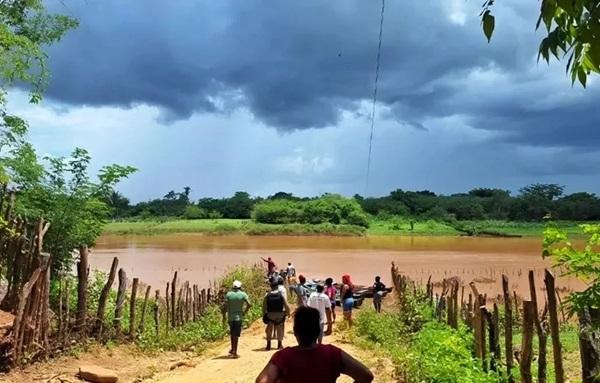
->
xmin=92 ymin=234 xmax=583 ymax=299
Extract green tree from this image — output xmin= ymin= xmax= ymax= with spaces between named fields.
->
xmin=543 ymin=223 xmax=600 ymax=312
xmin=103 ymin=190 xmax=131 ymax=218
xmin=481 ymin=0 xmax=600 ymax=86
xmin=223 ymin=191 xmax=254 ymax=218
xmin=10 ymin=148 xmax=137 ymax=271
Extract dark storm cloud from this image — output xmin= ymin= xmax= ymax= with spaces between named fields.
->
xmin=46 ymin=0 xmax=597 ymax=150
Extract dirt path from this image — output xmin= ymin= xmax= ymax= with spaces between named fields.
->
xmin=0 ymin=313 xmax=395 ymax=383
xmin=148 ymin=318 xmax=396 ymax=383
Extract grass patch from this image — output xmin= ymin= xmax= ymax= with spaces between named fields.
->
xmin=103 ymin=219 xmax=366 ymax=236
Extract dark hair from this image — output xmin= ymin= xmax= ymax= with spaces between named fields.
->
xmin=375 ymin=276 xmax=381 ymax=282
xmin=269 ymin=276 xmax=279 ymax=288
xmin=277 ymin=276 xmax=284 ymax=286
xmin=293 ymin=306 xmax=321 ymax=347
xmin=299 ymin=275 xmax=306 ymax=284
xmin=325 ymin=277 xmax=333 ymax=286
xmin=316 ymin=284 xmax=324 ymax=293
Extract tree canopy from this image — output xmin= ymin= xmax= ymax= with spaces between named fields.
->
xmin=482 ymin=0 xmax=600 ymax=86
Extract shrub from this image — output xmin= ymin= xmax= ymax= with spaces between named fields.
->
xmin=183 ymin=205 xmax=207 ymax=219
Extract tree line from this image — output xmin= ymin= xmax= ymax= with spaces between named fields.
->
xmin=107 ymin=183 xmax=600 ymax=222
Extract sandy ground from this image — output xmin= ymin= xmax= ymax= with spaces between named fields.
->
xmin=0 ymin=317 xmax=396 ymax=383
xmin=148 ymin=318 xmax=396 ymax=383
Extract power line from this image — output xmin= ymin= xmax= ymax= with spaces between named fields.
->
xmin=365 ymin=0 xmax=385 ymax=196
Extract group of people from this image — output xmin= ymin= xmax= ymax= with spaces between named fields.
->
xmin=222 ymin=258 xmax=387 ymax=382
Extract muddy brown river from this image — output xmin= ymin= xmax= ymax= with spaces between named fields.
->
xmin=92 ymin=234 xmax=583 ymax=299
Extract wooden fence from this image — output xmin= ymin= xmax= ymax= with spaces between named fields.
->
xmin=1 ymin=252 xmax=220 ymax=368
xmin=390 ymin=262 xmax=600 ymax=383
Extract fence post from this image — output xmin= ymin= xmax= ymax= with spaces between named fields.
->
xmin=171 ymin=272 xmax=177 ymax=328
xmin=76 ymin=245 xmax=89 ymax=335
xmin=96 ymin=257 xmax=119 ymax=338
xmin=544 ymin=270 xmax=564 ymax=383
xmin=129 ymin=278 xmax=139 ymax=338
xmin=520 ymin=300 xmax=534 ymax=383
xmin=113 ymin=269 xmax=127 ymax=333
xmin=502 ymin=275 xmax=514 ymax=383
xmin=578 ymin=307 xmax=600 ymax=383
xmin=139 ymin=285 xmax=151 ymax=334
xmin=154 ymin=289 xmax=160 ymax=337
xmin=470 ymin=283 xmax=483 ymax=360
xmin=528 ymin=270 xmax=547 ymax=383
xmin=165 ymin=282 xmax=170 ymax=330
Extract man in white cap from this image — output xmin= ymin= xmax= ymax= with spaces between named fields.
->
xmin=225 ymin=280 xmax=251 ymax=358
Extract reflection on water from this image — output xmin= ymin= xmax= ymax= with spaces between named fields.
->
xmin=92 ymin=234 xmax=583 ymax=298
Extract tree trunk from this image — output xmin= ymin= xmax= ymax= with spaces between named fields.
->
xmin=76 ymin=245 xmax=89 ymax=335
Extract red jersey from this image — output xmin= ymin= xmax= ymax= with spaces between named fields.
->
xmin=270 ymin=344 xmax=343 ymax=383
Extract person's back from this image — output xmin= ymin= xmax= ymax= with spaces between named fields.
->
xmin=307 ymin=286 xmax=331 ymax=344
xmin=226 ymin=289 xmax=248 ymax=322
xmin=255 ymin=306 xmax=373 ymax=383
xmin=269 ymin=344 xmax=343 ymax=383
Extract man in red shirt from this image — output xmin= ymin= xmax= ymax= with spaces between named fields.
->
xmin=255 ymin=306 xmax=374 ymax=383
xmin=261 ymin=257 xmax=276 ymax=276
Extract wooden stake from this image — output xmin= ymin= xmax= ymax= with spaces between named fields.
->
xmin=154 ymin=289 xmax=160 ymax=337
xmin=520 ymin=300 xmax=534 ymax=383
xmin=129 ymin=278 xmax=139 ymax=338
xmin=114 ymin=268 xmax=127 ymax=333
xmin=76 ymin=245 xmax=89 ymax=335
xmin=528 ymin=270 xmax=546 ymax=383
xmin=544 ymin=270 xmax=564 ymax=383
xmin=502 ymin=275 xmax=514 ymax=383
xmin=96 ymin=257 xmax=119 ymax=338
xmin=139 ymin=285 xmax=151 ymax=334
xmin=171 ymin=272 xmax=177 ymax=328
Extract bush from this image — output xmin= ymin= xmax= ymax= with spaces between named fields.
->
xmin=252 ymin=194 xmax=369 ymax=228
xmin=183 ymin=205 xmax=207 ymax=219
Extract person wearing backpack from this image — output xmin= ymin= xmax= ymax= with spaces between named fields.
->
xmin=263 ymin=277 xmax=291 ymax=350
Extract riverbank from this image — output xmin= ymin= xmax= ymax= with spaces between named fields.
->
xmin=102 ymin=218 xmax=589 ymax=237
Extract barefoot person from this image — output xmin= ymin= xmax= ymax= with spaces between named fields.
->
xmin=224 ymin=280 xmax=251 ymax=358
xmin=263 ymin=277 xmax=291 ymax=350
xmin=324 ymin=278 xmax=337 ymax=334
xmin=255 ymin=306 xmax=374 ymax=383
xmin=372 ymin=276 xmax=386 ymax=313
xmin=307 ymin=285 xmax=332 ymax=344
xmin=340 ymin=274 xmax=354 ymax=328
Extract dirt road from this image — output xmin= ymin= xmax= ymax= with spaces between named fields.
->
xmin=1 ymin=315 xmax=395 ymax=383
xmin=149 ymin=318 xmax=396 ymax=383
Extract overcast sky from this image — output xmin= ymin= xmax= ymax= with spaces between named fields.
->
xmin=11 ymin=0 xmax=600 ymax=201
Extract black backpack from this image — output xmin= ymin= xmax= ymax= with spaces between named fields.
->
xmin=266 ymin=291 xmax=284 ymax=312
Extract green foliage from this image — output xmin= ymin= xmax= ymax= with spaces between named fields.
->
xmin=355 ymin=307 xmax=499 ymax=383
xmin=405 ymin=322 xmax=500 ymax=383
xmin=253 ymin=194 xmax=369 ymax=228
xmin=0 ymin=0 xmax=78 ymax=102
xmin=543 ymin=223 xmax=600 ymax=313
xmin=481 ymin=0 xmax=600 ymax=86
xmin=183 ymin=205 xmax=207 ymax=219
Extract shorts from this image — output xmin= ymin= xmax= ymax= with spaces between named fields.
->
xmin=374 ymin=291 xmax=384 ymax=302
xmin=330 ymin=300 xmax=336 ymax=310
xmin=229 ymin=320 xmax=242 ymax=337
xmin=343 ymin=297 xmax=354 ymax=312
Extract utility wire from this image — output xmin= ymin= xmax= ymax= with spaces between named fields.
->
xmin=365 ymin=0 xmax=385 ymax=196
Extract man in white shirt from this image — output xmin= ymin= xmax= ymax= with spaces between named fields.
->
xmin=286 ymin=262 xmax=296 ymax=284
xmin=276 ymin=276 xmax=288 ymax=302
xmin=307 ymin=284 xmax=332 ymax=344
